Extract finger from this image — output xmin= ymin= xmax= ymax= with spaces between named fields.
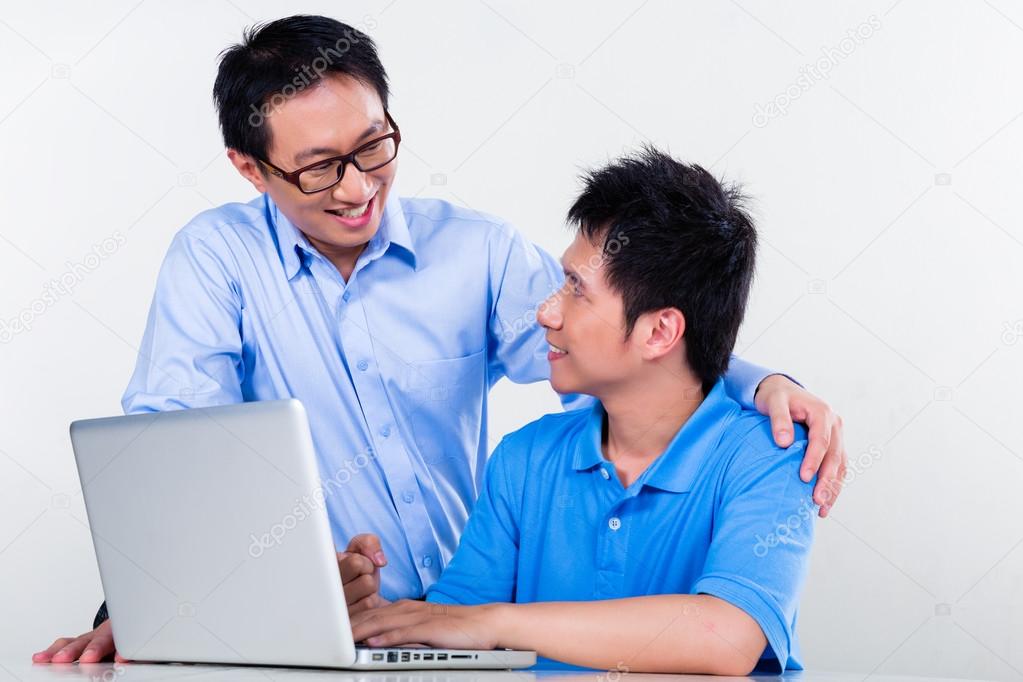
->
xmin=349 ymin=592 xmax=390 ymax=617
xmin=814 ymin=421 xmax=846 ymax=515
xmin=344 ymin=573 xmax=377 ymax=606
xmin=352 ymin=609 xmax=424 ymax=642
xmin=114 ymin=652 xmax=131 ymax=663
xmin=50 ymin=636 xmax=92 ymax=663
xmin=799 ymin=408 xmax=833 ymax=482
xmin=79 ymin=630 xmax=116 ymax=663
xmin=348 ymin=594 xmax=377 ymax=617
xmin=337 ymin=551 xmax=376 ymax=583
xmin=347 ymin=534 xmax=387 ymax=567
xmin=32 ymin=637 xmax=74 ymax=662
xmin=366 ymin=626 xmax=422 ymax=648
xmin=767 ymin=392 xmax=796 ymax=449
xmin=350 ymin=599 xmax=400 ymax=629
xmin=351 ymin=598 xmax=422 ymax=628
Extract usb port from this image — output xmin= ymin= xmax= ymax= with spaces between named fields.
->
xmin=386 ymin=651 xmax=398 ymax=663
xmin=423 ymin=654 xmax=434 ymax=661
xmin=437 ymin=653 xmax=448 ymax=661
xmin=371 ymin=653 xmax=384 ymax=662
xmin=400 ymin=652 xmax=410 ymax=662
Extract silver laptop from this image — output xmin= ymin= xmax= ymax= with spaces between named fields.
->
xmin=70 ymin=399 xmax=536 ymax=670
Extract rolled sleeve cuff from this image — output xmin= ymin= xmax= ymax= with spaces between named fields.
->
xmin=728 ymin=361 xmax=803 ymax=410
xmin=693 ymin=573 xmax=793 ymax=672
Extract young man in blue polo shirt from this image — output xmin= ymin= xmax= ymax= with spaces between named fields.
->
xmin=350 ymin=149 xmax=817 ymax=674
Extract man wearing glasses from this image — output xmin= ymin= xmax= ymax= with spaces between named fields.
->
xmin=34 ymin=14 xmax=846 ymax=664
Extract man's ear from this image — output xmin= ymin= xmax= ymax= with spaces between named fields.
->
xmin=640 ymin=307 xmax=686 ymax=361
xmin=226 ymin=149 xmax=269 ymax=194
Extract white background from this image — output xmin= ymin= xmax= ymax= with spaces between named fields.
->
xmin=1 ymin=1 xmax=1021 ymax=679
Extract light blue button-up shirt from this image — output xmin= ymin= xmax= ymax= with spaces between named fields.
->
xmin=123 ymin=192 xmax=776 ymax=600
xmin=426 ymin=380 xmax=816 ymax=672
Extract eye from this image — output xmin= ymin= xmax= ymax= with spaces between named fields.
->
xmin=565 ymin=273 xmax=583 ymax=296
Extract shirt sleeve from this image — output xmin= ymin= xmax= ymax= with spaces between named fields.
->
xmin=722 ymin=356 xmax=802 ymax=410
xmin=691 ymin=435 xmax=817 ymax=672
xmin=484 ymin=223 xmax=592 ymax=412
xmin=425 ymin=438 xmax=523 ymax=605
xmin=121 ymin=230 xmax=245 ymax=414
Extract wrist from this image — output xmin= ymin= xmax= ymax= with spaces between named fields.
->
xmin=480 ymin=602 xmax=518 ymax=649
xmin=755 ymin=372 xmax=785 ymax=397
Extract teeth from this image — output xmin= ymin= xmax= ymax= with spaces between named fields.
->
xmin=549 ymin=343 xmax=567 ymax=354
xmin=330 ymin=202 xmax=370 ymax=218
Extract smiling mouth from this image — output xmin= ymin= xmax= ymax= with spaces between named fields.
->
xmin=325 ymin=193 xmax=376 ymax=218
xmin=549 ymin=342 xmax=568 ymax=355
xmin=326 ymin=204 xmax=369 ymax=218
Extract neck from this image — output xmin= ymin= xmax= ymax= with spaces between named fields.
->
xmin=305 ymin=235 xmax=366 ymax=282
xmin=600 ymin=362 xmax=705 ymax=482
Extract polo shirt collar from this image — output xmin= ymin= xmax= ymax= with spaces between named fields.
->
xmin=572 ymin=379 xmax=741 ymax=494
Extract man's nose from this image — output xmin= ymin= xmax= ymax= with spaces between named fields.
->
xmin=537 ymin=291 xmax=562 ymax=329
xmin=331 ymin=164 xmax=373 ymax=202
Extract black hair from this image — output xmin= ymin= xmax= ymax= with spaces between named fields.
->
xmin=567 ymin=146 xmax=758 ymax=392
xmin=213 ymin=15 xmax=390 ymax=162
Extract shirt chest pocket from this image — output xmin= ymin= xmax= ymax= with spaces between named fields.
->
xmin=400 ymin=349 xmax=487 ymax=464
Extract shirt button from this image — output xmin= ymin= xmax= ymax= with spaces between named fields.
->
xmin=608 ymin=517 xmax=622 ymax=531
xmin=380 ymin=424 xmax=391 ymax=437
xmin=600 ymin=468 xmax=610 ymax=480
xmin=342 ymin=290 xmax=352 ymax=302
xmin=422 ymin=555 xmax=433 ymax=568
xmin=357 ymin=359 xmax=369 ymax=371
xmin=402 ymin=490 xmax=415 ymax=504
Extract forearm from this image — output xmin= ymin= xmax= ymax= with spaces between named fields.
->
xmin=491 ymin=594 xmax=766 ymax=675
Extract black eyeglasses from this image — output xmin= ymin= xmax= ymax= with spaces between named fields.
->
xmin=259 ymin=112 xmax=401 ymax=194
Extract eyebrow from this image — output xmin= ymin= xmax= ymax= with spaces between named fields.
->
xmin=293 ymin=120 xmax=384 ymax=164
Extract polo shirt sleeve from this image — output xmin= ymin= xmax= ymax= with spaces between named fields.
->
xmin=425 ymin=437 xmax=524 ymax=605
xmin=691 ymin=436 xmax=817 ymax=672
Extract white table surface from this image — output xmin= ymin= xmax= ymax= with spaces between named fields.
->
xmin=0 ymin=662 xmax=995 ymax=682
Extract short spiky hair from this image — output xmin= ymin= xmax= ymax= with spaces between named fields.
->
xmin=213 ymin=14 xmax=390 ymax=161
xmin=567 ymin=146 xmax=758 ymax=392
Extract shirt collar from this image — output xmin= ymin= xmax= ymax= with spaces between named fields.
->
xmin=267 ymin=192 xmax=417 ymax=281
xmin=571 ymin=379 xmax=741 ymax=494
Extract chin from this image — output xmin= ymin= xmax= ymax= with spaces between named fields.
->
xmin=550 ymin=373 xmax=588 ymax=398
xmin=319 ymin=217 xmax=381 ymax=246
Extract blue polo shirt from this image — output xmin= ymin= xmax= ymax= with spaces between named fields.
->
xmin=426 ymin=379 xmax=816 ymax=672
